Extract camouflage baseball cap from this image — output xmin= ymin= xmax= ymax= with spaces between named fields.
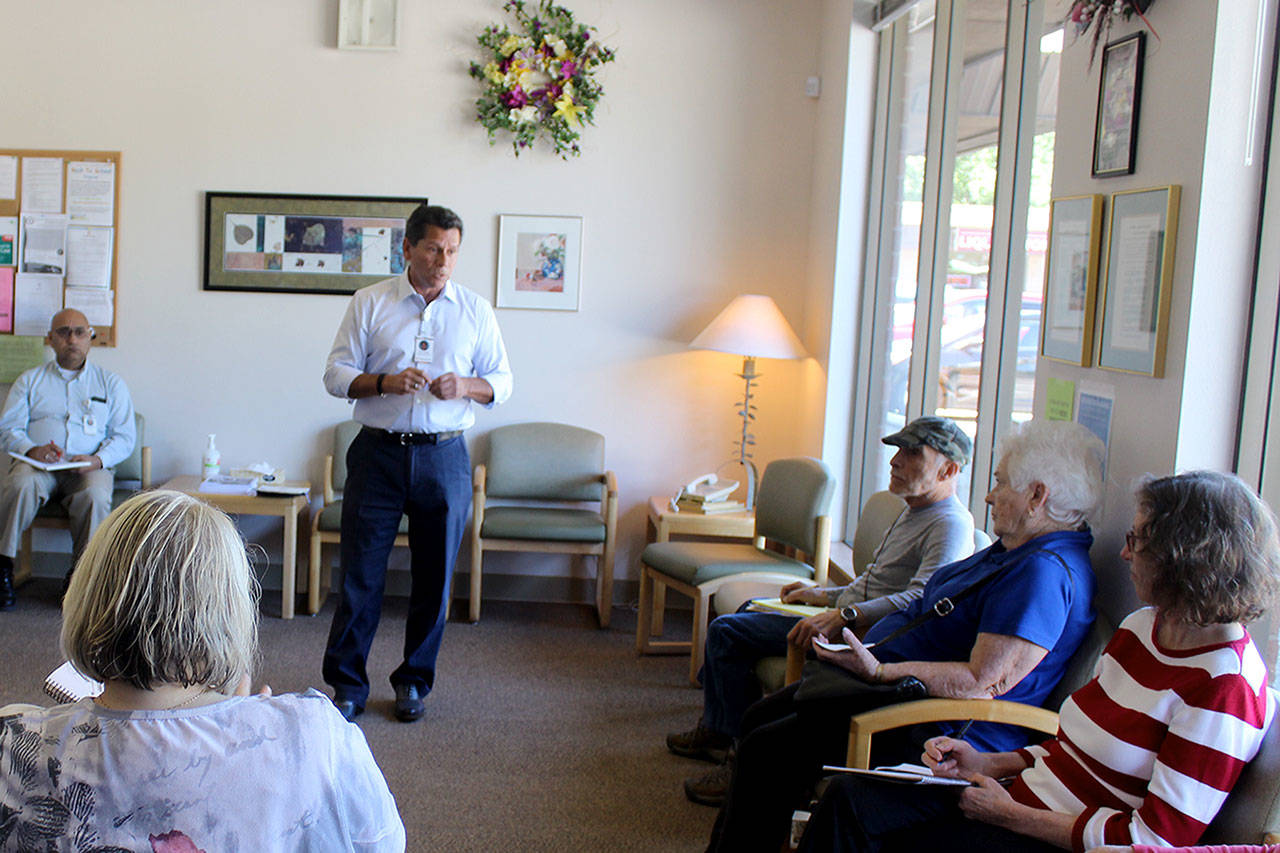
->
xmin=881 ymin=416 xmax=972 ymax=466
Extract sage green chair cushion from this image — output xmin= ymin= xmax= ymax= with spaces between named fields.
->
xmin=485 ymin=422 xmax=604 ymax=501
xmin=754 ymin=656 xmax=789 ymax=694
xmin=480 ymin=506 xmax=605 ymax=542
xmin=331 ymin=420 xmax=364 ymax=492
xmin=317 ymin=500 xmax=408 ymax=534
xmin=754 ymin=458 xmax=835 ymax=554
xmin=641 ymin=541 xmax=814 ymax=585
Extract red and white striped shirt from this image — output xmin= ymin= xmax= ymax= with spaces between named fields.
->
xmin=1006 ymin=607 xmax=1273 ymax=853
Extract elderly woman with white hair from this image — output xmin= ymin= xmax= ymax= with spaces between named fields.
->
xmin=0 ymin=490 xmax=405 ymax=851
xmin=706 ymin=420 xmax=1106 ymax=853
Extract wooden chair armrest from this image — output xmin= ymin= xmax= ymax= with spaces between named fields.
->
xmin=473 ymin=463 xmax=486 ymax=493
xmin=811 ymin=515 xmax=832 ymax=585
xmin=785 ymin=644 xmax=805 ymax=685
xmin=322 ymin=455 xmax=336 ymax=505
xmin=603 ymin=470 xmax=617 ymax=498
xmin=140 ymin=446 xmax=153 ymax=489
xmin=846 ymin=698 xmax=1060 ymax=769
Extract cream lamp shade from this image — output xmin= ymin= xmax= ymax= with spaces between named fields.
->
xmin=689 ymin=294 xmax=807 ymax=360
xmin=687 ymin=294 xmax=806 ymax=510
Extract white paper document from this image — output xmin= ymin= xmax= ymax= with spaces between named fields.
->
xmin=64 ymin=287 xmax=113 ymax=326
xmin=65 ymin=226 xmax=113 ymax=287
xmin=20 ymin=157 xmax=64 ymax=213
xmin=14 ymin=273 xmax=64 ymax=336
xmin=8 ymin=451 xmax=92 ymax=472
xmin=66 ymin=161 xmax=115 ymax=226
xmin=45 ymin=660 xmax=104 ymax=703
xmin=0 ymin=155 xmax=17 ymax=201
xmin=821 ymin=763 xmax=973 ymax=787
xmin=20 ymin=213 xmax=68 ymax=274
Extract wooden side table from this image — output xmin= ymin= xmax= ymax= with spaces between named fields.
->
xmin=161 ymin=476 xmax=311 ymax=619
xmin=643 ymin=496 xmax=757 ymax=642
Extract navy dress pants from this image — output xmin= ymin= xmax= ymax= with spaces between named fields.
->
xmin=323 ymin=428 xmax=472 ymax=706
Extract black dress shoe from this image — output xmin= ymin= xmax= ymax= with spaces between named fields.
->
xmin=332 ymin=697 xmax=364 ymax=722
xmin=0 ymin=563 xmax=15 ymax=611
xmin=393 ymin=684 xmax=425 ymax=722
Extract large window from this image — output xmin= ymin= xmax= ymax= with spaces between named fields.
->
xmin=850 ymin=0 xmax=1064 ymax=529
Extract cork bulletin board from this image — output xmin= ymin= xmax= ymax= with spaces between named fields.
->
xmin=0 ymin=148 xmax=120 ymax=348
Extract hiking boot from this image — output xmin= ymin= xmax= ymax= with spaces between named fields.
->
xmin=684 ymin=758 xmax=734 ymax=807
xmin=666 ymin=723 xmax=732 ymax=763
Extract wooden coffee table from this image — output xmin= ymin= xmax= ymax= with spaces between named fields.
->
xmin=161 ymin=475 xmax=311 ymax=619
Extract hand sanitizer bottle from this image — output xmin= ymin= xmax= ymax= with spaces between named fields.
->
xmin=202 ymin=434 xmax=220 ymax=480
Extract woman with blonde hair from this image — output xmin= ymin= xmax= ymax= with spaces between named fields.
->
xmin=0 ymin=489 xmax=405 ymax=851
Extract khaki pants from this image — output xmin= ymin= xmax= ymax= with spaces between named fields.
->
xmin=0 ymin=457 xmax=114 ymax=562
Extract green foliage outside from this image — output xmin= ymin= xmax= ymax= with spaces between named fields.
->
xmin=899 ymin=132 xmax=1055 ymax=208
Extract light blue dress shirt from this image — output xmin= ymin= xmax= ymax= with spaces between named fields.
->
xmin=323 ymin=272 xmax=513 ymax=432
xmin=0 ymin=361 xmax=136 ymax=468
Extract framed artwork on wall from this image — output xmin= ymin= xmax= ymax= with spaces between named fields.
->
xmin=203 ymin=192 xmax=423 ymax=295
xmin=1093 ymin=32 xmax=1145 ymax=178
xmin=1040 ymin=194 xmax=1104 ymax=366
xmin=495 ymin=214 xmax=583 ymax=311
xmin=1096 ymin=185 xmax=1180 ymax=377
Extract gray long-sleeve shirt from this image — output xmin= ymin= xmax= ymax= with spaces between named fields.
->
xmin=832 ymin=494 xmax=975 ymax=627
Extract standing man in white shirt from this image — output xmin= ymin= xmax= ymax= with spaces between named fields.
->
xmin=322 ymin=204 xmax=512 ymax=723
xmin=0 ymin=308 xmax=136 ymax=610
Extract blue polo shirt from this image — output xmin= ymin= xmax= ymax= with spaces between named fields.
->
xmin=863 ymin=528 xmax=1095 ymax=752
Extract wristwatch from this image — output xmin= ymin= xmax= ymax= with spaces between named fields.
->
xmin=839 ymin=604 xmax=859 ymax=627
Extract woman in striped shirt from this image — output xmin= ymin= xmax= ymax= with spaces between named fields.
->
xmin=797 ymin=470 xmax=1278 ymax=853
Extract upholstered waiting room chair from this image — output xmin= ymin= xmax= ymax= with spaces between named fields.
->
xmin=636 ymin=457 xmax=835 ymax=686
xmin=841 ymin=530 xmax=1137 ymax=770
xmin=307 ymin=420 xmax=410 ymax=615
xmin=17 ymin=412 xmax=151 ymax=585
xmin=470 ymin=422 xmax=618 ymax=627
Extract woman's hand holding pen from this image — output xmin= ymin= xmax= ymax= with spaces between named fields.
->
xmin=922 ymin=736 xmax=985 ymax=778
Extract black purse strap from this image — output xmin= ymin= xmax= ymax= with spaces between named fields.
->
xmin=865 ymin=547 xmax=1071 ymax=649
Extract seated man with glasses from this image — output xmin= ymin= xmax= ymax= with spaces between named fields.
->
xmin=0 ymin=308 xmax=135 ymax=610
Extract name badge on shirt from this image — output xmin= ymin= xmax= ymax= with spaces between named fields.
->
xmin=83 ymin=414 xmax=99 ymax=436
xmin=413 ymin=334 xmax=434 ymax=365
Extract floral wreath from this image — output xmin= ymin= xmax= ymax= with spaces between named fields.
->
xmin=1068 ymin=0 xmax=1158 ymax=66
xmin=469 ymin=0 xmax=617 ymax=158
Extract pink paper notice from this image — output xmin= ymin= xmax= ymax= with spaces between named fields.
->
xmin=0 ymin=268 xmax=12 ymax=333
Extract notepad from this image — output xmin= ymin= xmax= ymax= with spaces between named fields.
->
xmin=821 ymin=763 xmax=973 ymax=786
xmin=746 ymin=598 xmax=829 ymax=618
xmin=8 ymin=451 xmax=91 ymax=472
xmin=44 ymin=660 xmax=103 ymax=704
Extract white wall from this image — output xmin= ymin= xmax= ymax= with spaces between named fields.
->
xmin=3 ymin=0 xmax=839 ymax=598
xmin=1035 ymin=0 xmax=1269 ymax=611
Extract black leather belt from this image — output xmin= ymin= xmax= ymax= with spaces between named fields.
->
xmin=364 ymin=427 xmax=463 ymax=446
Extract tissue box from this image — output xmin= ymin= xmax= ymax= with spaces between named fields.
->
xmin=229 ymin=467 xmax=284 ymax=483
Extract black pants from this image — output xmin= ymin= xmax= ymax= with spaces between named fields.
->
xmin=707 ymin=682 xmax=936 ymax=853
xmin=797 ymin=775 xmax=1060 ymax=853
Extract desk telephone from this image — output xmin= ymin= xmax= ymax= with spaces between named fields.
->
xmin=670 ymin=473 xmax=739 ymax=510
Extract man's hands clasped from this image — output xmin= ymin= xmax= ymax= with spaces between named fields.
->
xmin=383 ymin=368 xmax=471 ymax=400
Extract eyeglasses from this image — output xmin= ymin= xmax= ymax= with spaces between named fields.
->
xmin=50 ymin=326 xmax=95 ymax=340
xmin=1124 ymin=528 xmax=1147 ymax=553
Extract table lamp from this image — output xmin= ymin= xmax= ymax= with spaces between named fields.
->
xmin=690 ymin=294 xmax=807 ymax=509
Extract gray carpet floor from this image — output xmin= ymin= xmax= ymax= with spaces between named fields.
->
xmin=0 ymin=580 xmax=719 ymax=852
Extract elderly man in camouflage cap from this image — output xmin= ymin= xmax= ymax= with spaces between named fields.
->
xmin=667 ymin=415 xmax=975 ymax=806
